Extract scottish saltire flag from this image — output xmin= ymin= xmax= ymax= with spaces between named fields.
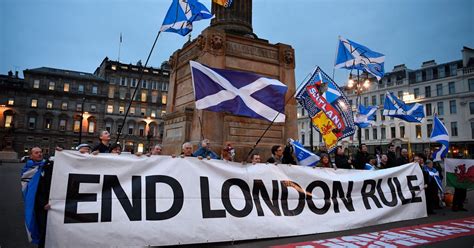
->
xmin=430 ymin=114 xmax=449 ymax=162
xmin=354 ymin=105 xmax=377 ymax=128
xmin=20 ymin=160 xmax=46 ymax=244
xmin=335 ymin=36 xmax=385 ymax=80
xmin=160 ymin=0 xmax=213 ymax=36
xmin=383 ymin=92 xmax=425 ymax=122
xmin=290 ymin=139 xmax=320 ymax=167
xmin=295 ymin=67 xmax=356 ymax=153
xmin=423 ymin=165 xmax=444 ymax=192
xmin=364 ymin=163 xmax=376 ymax=170
xmin=213 ymin=0 xmax=233 ymax=8
xmin=190 ymin=61 xmax=288 ymax=122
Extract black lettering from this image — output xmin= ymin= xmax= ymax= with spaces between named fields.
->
xmin=64 ymin=173 xmax=100 ymax=223
xmin=200 ymin=177 xmax=226 ymax=218
xmin=305 ymin=180 xmax=331 ymax=215
xmin=361 ymin=179 xmax=383 ymax=209
xmin=221 ymin=179 xmax=253 ymax=218
xmin=146 ymin=175 xmax=184 ymax=220
xmin=280 ymin=180 xmax=305 ymax=216
xmin=406 ymin=175 xmax=422 ymax=203
xmin=101 ymin=175 xmax=142 ymax=222
xmin=252 ymin=180 xmax=281 ymax=216
xmin=376 ymin=178 xmax=398 ymax=207
xmin=331 ymin=181 xmax=355 ymax=213
xmin=393 ymin=177 xmax=411 ymax=205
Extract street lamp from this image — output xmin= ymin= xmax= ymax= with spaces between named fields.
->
xmin=347 ymin=72 xmax=371 ymax=147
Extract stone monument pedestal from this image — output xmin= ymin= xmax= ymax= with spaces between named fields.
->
xmin=162 ymin=26 xmax=297 ymax=161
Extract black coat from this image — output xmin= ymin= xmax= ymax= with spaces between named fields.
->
xmin=335 ymin=154 xmax=352 ymax=169
xmin=396 ymin=156 xmax=410 ymax=166
xmin=354 ymin=151 xmax=369 ymax=169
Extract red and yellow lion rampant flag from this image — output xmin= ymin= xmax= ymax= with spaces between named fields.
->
xmin=213 ymin=0 xmax=233 ymax=8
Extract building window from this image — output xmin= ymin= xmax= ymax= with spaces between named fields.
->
xmin=49 ymin=81 xmax=55 ymax=90
xmin=426 ymin=103 xmax=432 ymax=116
xmin=451 ymin=122 xmax=458 ymax=136
xmin=74 ymin=120 xmax=81 ymax=133
xmin=414 ymin=88 xmax=420 ymax=99
xmin=151 ymin=110 xmax=156 ymax=118
xmin=89 ymin=104 xmax=96 ymax=112
xmin=142 ymin=80 xmax=148 ymax=89
xmin=301 ymin=134 xmax=305 ymax=145
xmin=105 ymin=122 xmax=112 ymax=133
xmin=427 ymin=124 xmax=433 ymax=137
xmin=469 ymin=79 xmax=474 ymax=92
xmin=449 ymin=64 xmax=457 ymax=76
xmin=141 ymin=108 xmax=146 ymax=116
xmin=397 ymin=91 xmax=403 ymax=99
xmin=436 ymin=84 xmax=443 ymax=96
xmin=416 ymin=125 xmax=422 ymax=139
xmin=119 ymin=106 xmax=125 ymax=114
xmin=138 ymin=143 xmax=144 ymax=153
xmin=379 ymin=94 xmax=384 ymax=106
xmin=381 ymin=127 xmax=386 ymax=140
xmin=141 ymin=91 xmax=147 ymax=102
xmin=130 ymin=107 xmax=135 ymax=115
xmin=438 ymin=66 xmax=445 ymax=78
xmin=470 ymin=102 xmax=474 ymax=115
xmin=131 ymin=78 xmax=137 ymax=87
xmin=78 ymin=85 xmax=84 ymax=93
xmin=448 ymin=82 xmax=455 ymax=94
xmin=437 ymin=102 xmax=444 ymax=115
xmin=425 ymin=86 xmax=431 ymax=98
xmin=31 ymin=99 xmax=38 ymax=108
xmin=33 ymin=80 xmax=40 ymax=88
xmin=120 ymin=77 xmax=128 ymax=86
xmin=111 ymin=65 xmax=117 ymax=70
xmin=76 ymin=103 xmax=82 ymax=112
xmin=108 ymin=87 xmax=115 ymax=98
xmin=449 ymin=100 xmax=456 ymax=114
xmin=472 ymin=122 xmax=474 ymax=139
xmin=162 ymin=95 xmax=167 ymax=105
xmin=365 ymin=129 xmax=370 ymax=140
xmin=61 ymin=102 xmax=68 ymax=110
xmin=161 ymin=110 xmax=166 ymax=116
xmin=7 ymin=98 xmax=14 ymax=106
xmin=391 ymin=127 xmax=396 ymax=139
xmin=107 ymin=105 xmax=113 ymax=114
xmin=119 ymin=88 xmax=126 ymax=100
xmin=46 ymin=100 xmax=53 ymax=109
xmin=28 ymin=117 xmax=36 ymax=129
xmin=128 ymin=123 xmax=134 ymax=135
xmin=59 ymin=119 xmax=67 ymax=131
xmin=92 ymin=86 xmax=98 ymax=94
xmin=139 ymin=127 xmax=145 ymax=137
xmin=44 ymin=118 xmax=52 ymax=130
xmin=426 ymin=69 xmax=433 ymax=81
xmin=373 ymin=128 xmax=377 ymax=140
xmin=64 ymin=83 xmax=70 ymax=92
xmin=400 ymin=126 xmax=405 ymax=138
xmin=88 ymin=120 xmax=95 ymax=133
xmin=371 ymin=95 xmax=376 ymax=106
xmin=5 ymin=115 xmax=13 ymax=128
xmin=416 ymin=72 xmax=422 ymax=82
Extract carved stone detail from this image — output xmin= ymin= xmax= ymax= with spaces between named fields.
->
xmin=168 ymin=55 xmax=177 ymax=70
xmin=210 ymin=33 xmax=225 ymax=54
xmin=196 ymin=35 xmax=206 ymax=50
xmin=284 ymin=50 xmax=294 ymax=65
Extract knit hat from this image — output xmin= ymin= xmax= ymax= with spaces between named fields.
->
xmin=76 ymin=144 xmax=91 ymax=150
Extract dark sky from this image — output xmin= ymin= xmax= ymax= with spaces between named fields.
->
xmin=1 ymin=0 xmax=473 ymax=86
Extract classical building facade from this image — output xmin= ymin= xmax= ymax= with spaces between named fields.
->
xmin=94 ymin=58 xmax=170 ymax=153
xmin=0 ymin=58 xmax=170 ymax=158
xmin=297 ymin=46 xmax=474 ymax=158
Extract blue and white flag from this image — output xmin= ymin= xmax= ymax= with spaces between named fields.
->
xmin=160 ymin=0 xmax=213 ymax=36
xmin=430 ymin=114 xmax=449 ymax=162
xmin=190 ymin=61 xmax=288 ymax=122
xmin=423 ymin=165 xmax=444 ymax=192
xmin=383 ymin=92 xmax=425 ymax=122
xmin=20 ymin=160 xmax=46 ymax=244
xmin=335 ymin=36 xmax=385 ymax=80
xmin=354 ymin=104 xmax=377 ymax=128
xmin=290 ymin=139 xmax=320 ymax=167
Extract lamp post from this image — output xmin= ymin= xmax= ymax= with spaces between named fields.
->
xmin=347 ymin=71 xmax=371 ymax=147
xmin=78 ymin=97 xmax=86 ymax=145
xmin=308 ymin=116 xmax=314 ymax=152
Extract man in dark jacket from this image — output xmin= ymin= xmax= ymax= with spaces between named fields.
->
xmin=386 ymin=144 xmax=397 ymax=168
xmin=92 ymin=130 xmax=111 ymax=153
xmin=396 ymin=148 xmax=410 ymax=166
xmin=335 ymin=146 xmax=352 ymax=169
xmin=354 ymin=144 xmax=370 ymax=169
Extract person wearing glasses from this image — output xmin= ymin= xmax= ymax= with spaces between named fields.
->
xmin=266 ymin=145 xmax=284 ymax=164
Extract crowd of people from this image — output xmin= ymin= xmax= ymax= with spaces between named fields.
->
xmin=20 ymin=130 xmax=469 ymax=247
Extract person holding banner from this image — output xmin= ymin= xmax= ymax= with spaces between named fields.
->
xmin=423 ymin=160 xmax=442 ymax=215
xmin=181 ymin=142 xmax=194 ymax=157
xmin=316 ymin=153 xmax=332 ymax=168
xmin=92 ymin=130 xmax=112 ymax=153
xmin=354 ymin=144 xmax=370 ymax=169
xmin=250 ymin=153 xmax=261 ymax=164
xmin=267 ymin=145 xmax=284 ymax=164
xmin=193 ymin=139 xmax=219 ymax=159
xmin=335 ymin=146 xmax=352 ymax=169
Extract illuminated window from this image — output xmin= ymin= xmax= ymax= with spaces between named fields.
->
xmin=44 ymin=118 xmax=52 ymax=130
xmin=7 ymin=98 xmax=14 ymax=106
xmin=49 ymin=82 xmax=55 ymax=90
xmin=130 ymin=107 xmax=135 ymax=115
xmin=31 ymin=99 xmax=38 ymax=108
xmin=88 ymin=121 xmax=95 ymax=133
xmin=141 ymin=91 xmax=147 ymax=102
xmin=107 ymin=105 xmax=113 ymax=114
xmin=119 ymin=106 xmax=125 ymax=114
xmin=33 ymin=80 xmax=40 ymax=88
xmin=74 ymin=120 xmax=81 ymax=133
xmin=64 ymin=83 xmax=70 ymax=92
xmin=76 ymin=103 xmax=82 ymax=112
xmin=62 ymin=102 xmax=68 ymax=110
xmin=5 ymin=115 xmax=13 ymax=128
xmin=141 ymin=108 xmax=146 ymax=116
xmin=111 ymin=65 xmax=117 ymax=70
xmin=151 ymin=110 xmax=156 ymax=118
xmin=138 ymin=143 xmax=144 ymax=153
xmin=416 ymin=125 xmax=422 ymax=139
xmin=161 ymin=110 xmax=166 ymax=116
xmin=47 ymin=101 xmax=53 ymax=109
xmin=108 ymin=87 xmax=115 ymax=98
xmin=90 ymin=104 xmax=96 ymax=112
xmin=162 ymin=95 xmax=167 ymax=105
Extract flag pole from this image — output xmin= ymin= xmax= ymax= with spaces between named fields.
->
xmin=115 ymin=31 xmax=162 ymax=144
xmin=118 ymin=32 xmax=122 ymax=62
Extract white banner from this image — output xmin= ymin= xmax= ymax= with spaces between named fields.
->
xmin=46 ymin=151 xmax=426 ymax=247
